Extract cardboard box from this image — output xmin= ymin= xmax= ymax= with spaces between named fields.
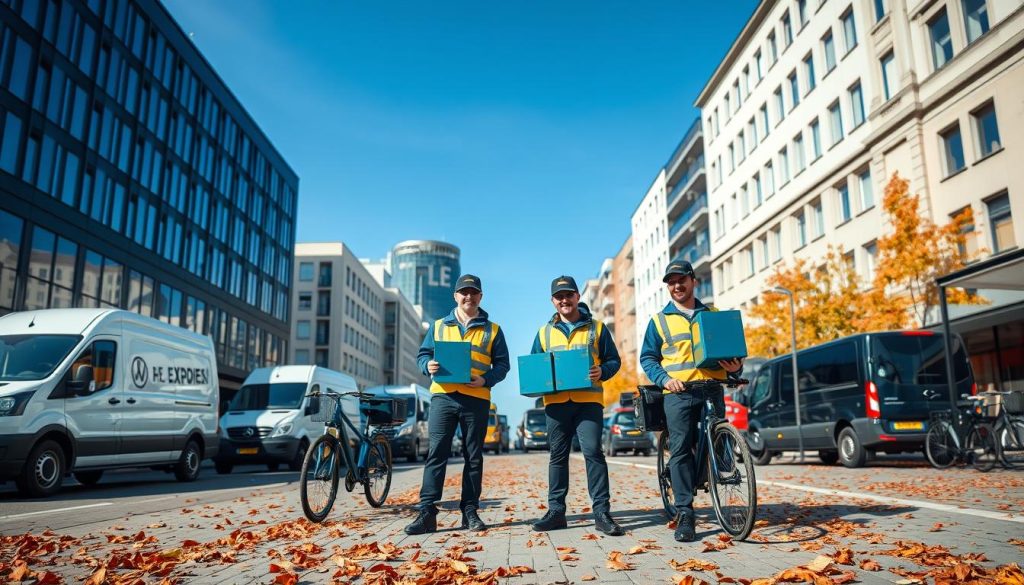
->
xmin=692 ymin=310 xmax=748 ymax=369
xmin=518 ymin=353 xmax=556 ymax=397
xmin=433 ymin=341 xmax=471 ymax=383
xmin=553 ymin=348 xmax=595 ymax=391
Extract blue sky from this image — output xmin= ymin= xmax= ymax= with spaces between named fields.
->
xmin=164 ymin=0 xmax=758 ymax=427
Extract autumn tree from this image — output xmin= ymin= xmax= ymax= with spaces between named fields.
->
xmin=602 ymin=353 xmax=642 ymax=407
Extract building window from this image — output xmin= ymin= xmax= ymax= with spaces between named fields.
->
xmin=316 ymin=320 xmax=329 ymax=345
xmin=755 ymin=49 xmax=764 ymax=80
xmin=760 ymin=104 xmax=770 ymax=137
xmin=940 ymin=123 xmax=966 ymax=176
xmin=768 ymin=31 xmax=778 ymax=64
xmin=788 ymin=71 xmax=800 ymax=110
xmin=842 ymin=7 xmax=858 ymax=53
xmin=823 ymin=30 xmax=837 ymax=72
xmin=838 ymin=182 xmax=852 ymax=223
xmin=729 ymin=143 xmax=736 ymax=172
xmin=738 ymin=131 xmax=746 ymax=162
xmin=813 ymin=200 xmax=825 ymax=237
xmin=952 ymin=206 xmax=979 ymax=258
xmin=765 ymin=161 xmax=775 ymax=196
xmin=986 ymin=193 xmax=1016 ymax=252
xmin=810 ymin=118 xmax=822 ymax=160
xmin=299 ymin=262 xmax=314 ymax=281
xmin=733 ymin=80 xmax=742 ymax=110
xmin=849 ymin=81 xmax=865 ymax=128
xmin=864 ymin=241 xmax=878 ymax=282
xmin=754 ymin=173 xmax=763 ymax=207
xmin=298 ymin=292 xmax=312 ymax=311
xmin=774 ymin=87 xmax=785 ymax=123
xmin=730 ymin=194 xmax=738 ymax=226
xmin=315 ymin=349 xmax=328 ymax=367
xmin=795 ymin=212 xmax=807 ymax=248
xmin=296 ymin=320 xmax=310 ymax=339
xmin=803 ymin=53 xmax=816 ymax=94
xmin=929 ymin=9 xmax=954 ymax=70
xmin=858 ymin=169 xmax=874 ymax=210
xmin=741 ymin=185 xmax=750 ymax=217
xmin=963 ymin=0 xmax=990 ymax=44
xmin=829 ymin=101 xmax=844 ymax=146
xmin=771 ymin=226 xmax=782 ymax=261
xmin=972 ymin=101 xmax=1001 ymax=158
xmin=318 ymin=262 xmax=332 ymax=287
xmin=794 ymin=133 xmax=806 ymax=173
xmin=798 ymin=0 xmax=809 ymax=27
xmin=782 ymin=11 xmax=794 ymax=47
xmin=724 ymin=95 xmax=731 ymax=120
xmin=880 ymin=51 xmax=896 ymax=100
xmin=748 ymin=118 xmax=758 ymax=149
xmin=779 ymin=147 xmax=791 ymax=185
xmin=874 ymin=0 xmax=888 ymax=21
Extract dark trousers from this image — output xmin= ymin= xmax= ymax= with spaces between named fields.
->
xmin=418 ymin=392 xmax=490 ymax=512
xmin=664 ymin=389 xmax=725 ymax=510
xmin=545 ymin=401 xmax=611 ymax=515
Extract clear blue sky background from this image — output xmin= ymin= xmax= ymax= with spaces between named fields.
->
xmin=164 ymin=0 xmax=758 ymax=430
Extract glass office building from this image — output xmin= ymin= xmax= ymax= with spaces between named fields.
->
xmin=0 ymin=0 xmax=298 ymax=398
xmin=390 ymin=240 xmax=460 ymax=324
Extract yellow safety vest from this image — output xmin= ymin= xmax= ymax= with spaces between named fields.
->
xmin=429 ymin=319 xmax=499 ymax=402
xmin=538 ymin=319 xmax=603 ymax=406
xmin=653 ymin=307 xmax=727 ymax=393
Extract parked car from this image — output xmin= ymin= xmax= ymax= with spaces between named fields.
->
xmin=215 ymin=366 xmax=359 ymax=474
xmin=497 ymin=414 xmax=511 ymax=453
xmin=484 ymin=403 xmax=505 ymax=454
xmin=516 ymin=408 xmax=548 ymax=451
xmin=745 ymin=331 xmax=974 ymax=468
xmin=724 ymin=356 xmax=765 ymax=431
xmin=365 ymin=384 xmax=431 ymax=462
xmin=602 ymin=408 xmax=655 ymax=456
xmin=0 ymin=309 xmax=219 ymax=497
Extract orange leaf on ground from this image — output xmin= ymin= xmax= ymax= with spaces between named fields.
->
xmin=606 ymin=551 xmax=635 ymax=571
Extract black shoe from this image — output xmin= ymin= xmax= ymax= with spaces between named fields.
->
xmin=404 ymin=508 xmax=437 ymax=535
xmin=461 ymin=509 xmax=487 ymax=531
xmin=594 ymin=512 xmax=624 ymax=536
xmin=674 ymin=508 xmax=696 ymax=542
xmin=531 ymin=510 xmax=568 ymax=532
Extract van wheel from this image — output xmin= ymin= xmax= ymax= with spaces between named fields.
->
xmin=215 ymin=462 xmax=233 ymax=475
xmin=17 ymin=440 xmax=66 ymax=497
xmin=407 ymin=441 xmax=419 ymax=463
xmin=818 ymin=450 xmax=839 ymax=465
xmin=838 ymin=428 xmax=866 ymax=468
xmin=174 ymin=439 xmax=202 ymax=482
xmin=289 ymin=439 xmax=309 ymax=472
xmin=74 ymin=471 xmax=104 ymax=486
xmin=748 ymin=431 xmax=773 ymax=466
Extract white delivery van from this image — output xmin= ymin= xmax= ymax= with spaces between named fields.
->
xmin=0 ymin=309 xmax=219 ymax=497
xmin=213 ymin=366 xmax=359 ymax=474
xmin=366 ymin=384 xmax=431 ymax=462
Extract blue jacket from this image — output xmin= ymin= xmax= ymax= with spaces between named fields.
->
xmin=417 ymin=307 xmax=510 ymax=388
xmin=640 ymin=299 xmax=734 ymax=387
xmin=530 ymin=303 xmax=621 ymax=381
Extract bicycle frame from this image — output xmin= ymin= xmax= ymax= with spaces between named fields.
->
xmin=693 ymin=393 xmax=732 ymax=494
xmin=316 ymin=397 xmax=374 ymax=483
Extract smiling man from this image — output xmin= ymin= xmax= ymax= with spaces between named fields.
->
xmin=529 ymin=275 xmax=624 ymax=536
xmin=405 ymin=274 xmax=510 ymax=535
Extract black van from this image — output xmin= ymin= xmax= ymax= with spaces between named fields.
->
xmin=742 ymin=331 xmax=974 ymax=468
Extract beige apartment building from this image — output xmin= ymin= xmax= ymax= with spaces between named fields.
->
xmin=697 ymin=0 xmax=1022 ymax=387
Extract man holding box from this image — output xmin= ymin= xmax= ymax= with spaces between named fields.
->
xmin=529 ymin=275 xmax=624 ymax=536
xmin=405 ymin=274 xmax=510 ymax=535
xmin=640 ymin=261 xmax=743 ymax=543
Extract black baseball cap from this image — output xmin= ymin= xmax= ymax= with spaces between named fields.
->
xmin=455 ymin=274 xmax=482 ymax=292
xmin=550 ymin=275 xmax=579 ymax=295
xmin=662 ymin=261 xmax=695 ymax=282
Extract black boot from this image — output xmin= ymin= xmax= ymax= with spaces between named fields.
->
xmin=531 ymin=509 xmax=568 ymax=532
xmin=674 ymin=508 xmax=696 ymax=542
xmin=404 ymin=507 xmax=438 ymax=535
xmin=461 ymin=508 xmax=487 ymax=531
xmin=594 ymin=511 xmax=624 ymax=536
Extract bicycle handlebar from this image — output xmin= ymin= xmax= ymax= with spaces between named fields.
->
xmin=680 ymin=378 xmax=748 ymax=390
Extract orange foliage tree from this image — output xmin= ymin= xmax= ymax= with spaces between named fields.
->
xmin=602 ymin=353 xmax=641 ymax=407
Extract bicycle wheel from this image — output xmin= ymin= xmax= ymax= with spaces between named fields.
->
xmin=708 ymin=423 xmax=757 ymax=540
xmin=925 ymin=420 xmax=957 ymax=469
xmin=967 ymin=423 xmax=998 ymax=472
xmin=363 ymin=433 xmax=392 ymax=507
xmin=656 ymin=431 xmax=676 ymax=519
xmin=300 ymin=434 xmax=340 ymax=522
xmin=998 ymin=418 xmax=1024 ymax=469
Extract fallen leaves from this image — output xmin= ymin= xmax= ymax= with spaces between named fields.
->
xmin=701 ymin=534 xmax=734 ymax=552
xmin=606 ymin=550 xmax=635 ymax=571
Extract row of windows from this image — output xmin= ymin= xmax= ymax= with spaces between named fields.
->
xmin=938 ymin=100 xmax=1002 ymax=178
xmin=928 ymin=1 xmax=990 ymax=71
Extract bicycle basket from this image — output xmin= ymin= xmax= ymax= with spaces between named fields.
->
xmin=361 ymin=397 xmax=408 ymax=426
xmin=311 ymin=394 xmax=338 ymax=424
xmin=634 ymin=385 xmax=666 ymax=433
xmin=1005 ymin=391 xmax=1024 ymax=415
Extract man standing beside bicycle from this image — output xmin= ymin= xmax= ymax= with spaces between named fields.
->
xmin=405 ymin=274 xmax=510 ymax=535
xmin=529 ymin=275 xmax=625 ymax=537
xmin=640 ymin=261 xmax=743 ymax=542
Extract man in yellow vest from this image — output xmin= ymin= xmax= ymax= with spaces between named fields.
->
xmin=530 ymin=276 xmax=624 ymax=536
xmin=640 ymin=261 xmax=743 ymax=542
xmin=405 ymin=274 xmax=510 ymax=535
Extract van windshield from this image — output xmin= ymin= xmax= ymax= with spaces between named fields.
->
xmin=526 ymin=412 xmax=546 ymax=428
xmin=0 ymin=335 xmax=81 ymax=381
xmin=229 ymin=383 xmax=307 ymax=410
xmin=872 ymin=334 xmax=970 ymax=387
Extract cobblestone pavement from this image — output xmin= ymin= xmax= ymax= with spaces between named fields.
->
xmin=2 ymin=452 xmax=1023 ymax=584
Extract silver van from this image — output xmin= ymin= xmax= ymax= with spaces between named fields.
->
xmin=366 ymin=384 xmax=431 ymax=462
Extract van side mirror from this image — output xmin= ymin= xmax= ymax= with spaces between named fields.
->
xmin=304 ymin=400 xmax=320 ymax=416
xmin=66 ymin=365 xmax=94 ymax=396
xmin=417 ymin=409 xmax=427 ymax=422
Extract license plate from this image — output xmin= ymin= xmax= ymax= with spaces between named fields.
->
xmin=627 ymin=430 xmax=642 ymax=436
xmin=893 ymin=421 xmax=923 ymax=431
xmin=237 ymin=447 xmax=258 ymax=455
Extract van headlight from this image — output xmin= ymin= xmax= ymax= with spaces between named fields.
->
xmin=270 ymin=422 xmax=294 ymax=437
xmin=397 ymin=425 xmax=413 ymax=437
xmin=0 ymin=391 xmax=34 ymax=417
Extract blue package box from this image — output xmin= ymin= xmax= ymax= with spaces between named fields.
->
xmin=553 ymin=349 xmax=595 ymax=391
xmin=692 ymin=310 xmax=748 ymax=369
xmin=434 ymin=341 xmax=472 ymax=383
xmin=518 ymin=353 xmax=556 ymax=397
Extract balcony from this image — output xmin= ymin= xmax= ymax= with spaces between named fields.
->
xmin=668 ymin=193 xmax=708 ymax=241
xmin=666 ymin=155 xmax=705 ymax=209
xmin=671 ymin=238 xmax=711 ymax=269
xmin=665 ymin=118 xmax=702 ymax=176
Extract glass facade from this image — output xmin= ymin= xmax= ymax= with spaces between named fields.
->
xmin=390 ymin=240 xmax=460 ymax=324
xmin=0 ymin=0 xmax=297 ymax=397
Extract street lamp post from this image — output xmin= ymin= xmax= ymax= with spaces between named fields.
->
xmin=772 ymin=286 xmax=804 ymax=463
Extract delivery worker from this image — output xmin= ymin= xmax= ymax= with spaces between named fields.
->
xmin=640 ymin=261 xmax=743 ymax=542
xmin=530 ymin=276 xmax=624 ymax=536
xmin=405 ymin=274 xmax=510 ymax=535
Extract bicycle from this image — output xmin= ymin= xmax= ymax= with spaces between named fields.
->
xmin=636 ymin=378 xmax=757 ymax=540
xmin=299 ymin=390 xmax=405 ymax=522
xmin=976 ymin=390 xmax=1024 ymax=469
xmin=924 ymin=394 xmax=999 ymax=472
